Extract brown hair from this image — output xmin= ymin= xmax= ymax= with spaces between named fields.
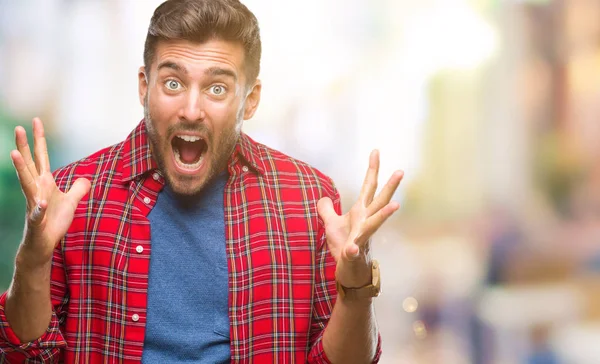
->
xmin=144 ymin=0 xmax=261 ymax=84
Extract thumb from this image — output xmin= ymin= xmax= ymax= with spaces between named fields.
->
xmin=66 ymin=178 xmax=91 ymax=207
xmin=344 ymin=243 xmax=360 ymax=261
xmin=317 ymin=197 xmax=337 ymax=222
xmin=29 ymin=200 xmax=48 ymax=226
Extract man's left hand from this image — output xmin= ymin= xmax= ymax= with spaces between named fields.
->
xmin=317 ymin=150 xmax=403 ymax=289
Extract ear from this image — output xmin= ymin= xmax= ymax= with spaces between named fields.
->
xmin=138 ymin=66 xmax=148 ymax=107
xmin=243 ymin=79 xmax=262 ymax=120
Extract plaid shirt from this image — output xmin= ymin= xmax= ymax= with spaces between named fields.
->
xmin=0 ymin=121 xmax=382 ymax=363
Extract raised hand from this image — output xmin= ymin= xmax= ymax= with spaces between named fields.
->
xmin=10 ymin=117 xmax=90 ymax=268
xmin=317 ymin=150 xmax=403 ymax=289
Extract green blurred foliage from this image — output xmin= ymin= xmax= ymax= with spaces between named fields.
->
xmin=0 ymin=110 xmax=27 ymax=291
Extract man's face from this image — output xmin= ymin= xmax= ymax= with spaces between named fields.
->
xmin=139 ymin=39 xmax=261 ymax=196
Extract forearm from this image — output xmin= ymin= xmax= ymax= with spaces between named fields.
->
xmin=5 ymin=247 xmax=53 ymax=343
xmin=322 ymin=296 xmax=378 ymax=364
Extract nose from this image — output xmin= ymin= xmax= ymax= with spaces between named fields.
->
xmin=179 ymin=88 xmax=205 ymax=122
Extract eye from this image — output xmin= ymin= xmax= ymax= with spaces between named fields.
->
xmin=209 ymin=85 xmax=226 ymax=96
xmin=165 ymin=80 xmax=182 ymax=91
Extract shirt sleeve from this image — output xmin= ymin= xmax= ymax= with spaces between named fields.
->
xmin=307 ymin=183 xmax=383 ymax=363
xmin=0 ymin=246 xmax=69 ymax=363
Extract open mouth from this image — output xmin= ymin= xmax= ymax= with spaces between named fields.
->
xmin=171 ymin=134 xmax=208 ymax=171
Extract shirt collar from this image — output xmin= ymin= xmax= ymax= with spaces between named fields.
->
xmin=119 ymin=120 xmax=157 ymax=183
xmin=231 ymin=132 xmax=266 ymax=175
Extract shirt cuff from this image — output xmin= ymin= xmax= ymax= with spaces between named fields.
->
xmin=0 ymin=292 xmax=66 ymax=357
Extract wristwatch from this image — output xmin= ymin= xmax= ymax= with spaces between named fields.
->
xmin=335 ymin=259 xmax=381 ymax=299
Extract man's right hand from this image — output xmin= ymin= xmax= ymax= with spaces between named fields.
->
xmin=11 ymin=117 xmax=90 ymax=268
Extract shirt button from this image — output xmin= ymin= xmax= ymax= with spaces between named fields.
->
xmin=153 ymin=172 xmax=160 ymax=181
xmin=242 ymin=166 xmax=249 ymax=172
xmin=135 ymin=245 xmax=144 ymax=254
xmin=143 ymin=197 xmax=151 ymax=204
xmin=132 ymin=314 xmax=139 ymax=322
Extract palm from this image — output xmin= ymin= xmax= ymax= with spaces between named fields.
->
xmin=33 ymin=173 xmax=83 ymax=251
xmin=322 ymin=213 xmax=351 ymax=262
xmin=11 ymin=118 xmax=90 ymax=265
xmin=318 ymin=150 xmax=403 ymax=288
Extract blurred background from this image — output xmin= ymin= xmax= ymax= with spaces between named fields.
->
xmin=1 ymin=0 xmax=600 ymax=362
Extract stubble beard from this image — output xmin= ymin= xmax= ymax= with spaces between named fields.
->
xmin=143 ymin=97 xmax=244 ymax=198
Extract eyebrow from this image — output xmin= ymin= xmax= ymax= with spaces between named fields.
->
xmin=157 ymin=61 xmax=188 ymax=74
xmin=156 ymin=62 xmax=237 ymax=82
xmin=205 ymin=67 xmax=237 ymax=82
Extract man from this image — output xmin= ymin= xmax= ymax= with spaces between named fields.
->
xmin=0 ymin=0 xmax=403 ymax=362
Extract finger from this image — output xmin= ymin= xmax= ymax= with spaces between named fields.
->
xmin=367 ymin=170 xmax=404 ymax=216
xmin=66 ymin=178 xmax=91 ymax=209
xmin=359 ymin=150 xmax=379 ymax=206
xmin=317 ymin=197 xmax=338 ymax=223
xmin=10 ymin=149 xmax=37 ymax=206
xmin=33 ymin=117 xmax=51 ymax=175
xmin=361 ymin=201 xmax=400 ymax=240
xmin=15 ymin=125 xmax=38 ymax=179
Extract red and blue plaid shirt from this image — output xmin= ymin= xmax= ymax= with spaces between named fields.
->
xmin=0 ymin=121 xmax=381 ymax=363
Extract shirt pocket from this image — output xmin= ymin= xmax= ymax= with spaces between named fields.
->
xmin=213 ymin=309 xmax=230 ymax=338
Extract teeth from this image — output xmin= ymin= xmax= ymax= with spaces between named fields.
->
xmin=174 ymin=149 xmax=204 ymax=170
xmin=177 ymin=135 xmax=201 ymax=142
